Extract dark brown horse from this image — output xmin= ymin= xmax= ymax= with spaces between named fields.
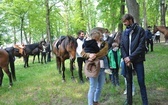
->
xmin=52 ymin=36 xmax=78 ymax=82
xmin=153 ymin=25 xmax=168 ymax=43
xmin=0 ymin=49 xmax=15 ymax=87
xmin=13 ymin=40 xmax=46 ymax=68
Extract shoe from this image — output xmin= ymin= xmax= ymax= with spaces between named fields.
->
xmin=93 ymin=102 xmax=99 ymax=105
xmin=104 ymin=69 xmax=112 ymax=74
xmin=123 ymin=90 xmax=135 ymax=96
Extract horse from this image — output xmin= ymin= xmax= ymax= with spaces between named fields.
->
xmin=0 ymin=49 xmax=16 ymax=87
xmin=31 ymin=47 xmax=40 ymax=63
xmin=52 ymin=36 xmax=78 ymax=82
xmin=23 ymin=40 xmax=46 ymax=67
xmin=14 ymin=44 xmax=41 ymax=64
xmin=153 ymin=25 xmax=168 ymax=43
xmin=14 ymin=40 xmax=46 ymax=68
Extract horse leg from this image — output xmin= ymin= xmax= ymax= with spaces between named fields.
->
xmin=27 ymin=56 xmax=29 ymax=67
xmin=38 ymin=53 xmax=40 ymax=63
xmin=23 ymin=56 xmax=26 ymax=68
xmin=0 ymin=68 xmax=4 ymax=86
xmin=62 ymin=61 xmax=66 ymax=82
xmin=33 ymin=55 xmax=35 ymax=64
xmin=3 ymin=67 xmax=13 ymax=87
xmin=44 ymin=53 xmax=47 ymax=64
xmin=56 ymin=56 xmax=61 ymax=74
xmin=9 ymin=58 xmax=16 ymax=81
xmin=70 ymin=60 xmax=75 ymax=80
xmin=41 ymin=53 xmax=43 ymax=64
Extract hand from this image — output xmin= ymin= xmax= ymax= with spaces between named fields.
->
xmin=126 ymin=62 xmax=131 ymax=67
xmin=124 ymin=57 xmax=130 ymax=64
xmin=89 ymin=53 xmax=96 ymax=61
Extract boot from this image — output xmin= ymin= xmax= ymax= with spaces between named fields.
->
xmin=93 ymin=102 xmax=99 ymax=105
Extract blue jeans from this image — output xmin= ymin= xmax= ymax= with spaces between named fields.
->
xmin=88 ymin=68 xmax=105 ymax=105
xmin=133 ymin=62 xmax=148 ymax=105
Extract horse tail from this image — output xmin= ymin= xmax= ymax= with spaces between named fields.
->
xmin=8 ymin=53 xmax=16 ymax=81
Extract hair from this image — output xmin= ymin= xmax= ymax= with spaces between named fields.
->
xmin=112 ymin=42 xmax=119 ymax=48
xmin=77 ymin=30 xmax=84 ymax=36
xmin=122 ymin=14 xmax=134 ymax=23
xmin=90 ymin=30 xmax=102 ymax=40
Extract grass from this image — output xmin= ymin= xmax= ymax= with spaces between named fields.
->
xmin=0 ymin=43 xmax=168 ymax=105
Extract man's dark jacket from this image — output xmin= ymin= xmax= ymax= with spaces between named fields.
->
xmin=121 ymin=23 xmax=146 ymax=63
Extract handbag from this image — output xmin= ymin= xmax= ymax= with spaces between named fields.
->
xmin=84 ymin=59 xmax=100 ymax=77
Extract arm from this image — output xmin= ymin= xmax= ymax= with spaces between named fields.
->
xmin=81 ymin=41 xmax=108 ymax=60
xmin=95 ymin=42 xmax=108 ymax=59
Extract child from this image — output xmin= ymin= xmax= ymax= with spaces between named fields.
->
xmin=107 ymin=42 xmax=121 ymax=86
xmin=83 ymin=31 xmax=100 ymax=55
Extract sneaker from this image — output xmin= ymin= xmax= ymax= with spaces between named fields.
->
xmin=123 ymin=90 xmax=135 ymax=96
xmin=104 ymin=69 xmax=112 ymax=74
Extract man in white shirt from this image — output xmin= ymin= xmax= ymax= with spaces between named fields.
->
xmin=76 ymin=30 xmax=85 ymax=83
xmin=154 ymin=31 xmax=160 ymax=43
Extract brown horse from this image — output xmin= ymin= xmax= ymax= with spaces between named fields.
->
xmin=0 ymin=49 xmax=15 ymax=87
xmin=153 ymin=25 xmax=168 ymax=43
xmin=52 ymin=36 xmax=78 ymax=82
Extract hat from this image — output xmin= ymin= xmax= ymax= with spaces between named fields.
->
xmin=84 ymin=59 xmax=100 ymax=77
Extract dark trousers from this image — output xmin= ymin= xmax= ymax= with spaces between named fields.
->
xmin=126 ymin=62 xmax=148 ymax=105
xmin=111 ymin=68 xmax=119 ymax=86
xmin=146 ymin=39 xmax=153 ymax=52
xmin=41 ymin=52 xmax=46 ymax=64
xmin=77 ymin=57 xmax=85 ymax=82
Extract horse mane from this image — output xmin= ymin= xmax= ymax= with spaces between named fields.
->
xmin=66 ymin=35 xmax=78 ymax=47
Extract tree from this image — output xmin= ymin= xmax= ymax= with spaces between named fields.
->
xmin=126 ymin=0 xmax=140 ymax=23
xmin=160 ymin=0 xmax=167 ymax=26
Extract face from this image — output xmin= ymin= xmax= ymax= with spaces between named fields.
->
xmin=79 ymin=32 xmax=85 ymax=39
xmin=123 ymin=19 xmax=132 ymax=27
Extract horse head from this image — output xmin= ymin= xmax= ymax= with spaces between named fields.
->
xmin=153 ymin=25 xmax=158 ymax=34
xmin=65 ymin=36 xmax=78 ymax=61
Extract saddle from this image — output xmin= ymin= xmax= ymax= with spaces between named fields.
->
xmin=56 ymin=36 xmax=66 ymax=49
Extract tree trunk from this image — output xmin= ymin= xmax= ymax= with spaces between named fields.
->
xmin=118 ymin=0 xmax=125 ymax=32
xmin=160 ymin=0 xmax=167 ymax=26
xmin=143 ymin=0 xmax=147 ymax=29
xmin=126 ymin=0 xmax=140 ymax=23
xmin=20 ymin=17 xmax=24 ymax=44
xmin=45 ymin=0 xmax=52 ymax=50
xmin=13 ymin=26 xmax=16 ymax=44
xmin=45 ymin=0 xmax=51 ymax=43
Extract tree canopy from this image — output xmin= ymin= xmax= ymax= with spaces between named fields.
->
xmin=0 ymin=0 xmax=167 ymax=45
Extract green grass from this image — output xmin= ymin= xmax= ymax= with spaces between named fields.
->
xmin=0 ymin=43 xmax=168 ymax=105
